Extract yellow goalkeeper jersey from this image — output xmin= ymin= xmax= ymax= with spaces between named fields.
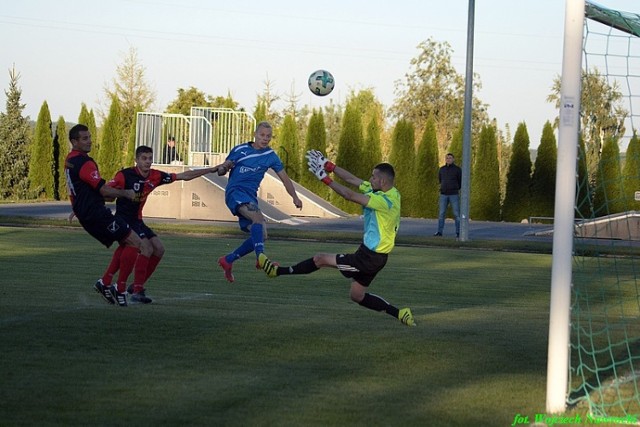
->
xmin=359 ymin=181 xmax=401 ymax=254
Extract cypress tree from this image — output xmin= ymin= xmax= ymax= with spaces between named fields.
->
xmin=529 ymin=121 xmax=557 ymax=218
xmin=448 ymin=123 xmax=463 ymax=162
xmin=98 ymin=96 xmax=124 ymax=181
xmin=470 ymin=125 xmax=501 ymax=220
xmin=362 ymin=117 xmax=382 ymax=172
xmin=78 ymin=103 xmax=98 ymax=160
xmin=623 ymin=132 xmax=640 ymax=211
xmin=54 ymin=117 xmax=68 ymax=200
xmin=28 ymin=101 xmax=54 ymax=199
xmin=278 ymin=114 xmax=301 ymax=182
xmin=576 ymin=136 xmax=593 ymax=219
xmin=0 ymin=67 xmax=31 ymax=199
xmin=301 ymin=110 xmax=329 ymax=197
xmin=593 ymin=137 xmax=623 ymax=216
xmin=333 ymin=103 xmax=364 ymax=213
xmin=414 ymin=117 xmax=439 ymax=218
xmin=389 ymin=119 xmax=416 ymax=217
xmin=502 ymin=122 xmax=533 ymax=222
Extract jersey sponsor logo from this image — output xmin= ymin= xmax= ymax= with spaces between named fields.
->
xmin=239 ymin=165 xmax=261 ymax=173
xmin=107 ymin=220 xmax=120 ymax=234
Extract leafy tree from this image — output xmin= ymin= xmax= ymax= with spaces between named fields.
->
xmin=333 ymin=103 xmax=364 ymax=213
xmin=593 ymin=136 xmax=623 ymax=216
xmin=301 ymin=109 xmax=329 ymax=197
xmin=0 ymin=66 xmax=31 ymax=199
xmin=548 ymin=69 xmax=626 ymax=185
xmin=389 ymin=119 xmax=416 ymax=217
xmin=623 ymin=132 xmax=640 ymax=210
xmin=502 ymin=122 xmax=533 ymax=222
xmin=54 ymin=117 xmax=68 ymax=200
xmin=97 ymin=96 xmax=124 ymax=181
xmin=470 ymin=125 xmax=500 ymax=221
xmin=277 ymin=114 xmax=301 ymax=181
xmin=104 ymin=46 xmax=155 ymax=161
xmin=391 ymin=37 xmax=488 ymax=157
xmin=529 ymin=121 xmax=557 ymax=218
xmin=28 ymin=101 xmax=54 ymax=199
xmin=414 ymin=116 xmax=439 ymax=218
xmin=165 ymin=87 xmax=240 ymax=115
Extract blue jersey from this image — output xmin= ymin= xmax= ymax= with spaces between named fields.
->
xmin=224 ymin=142 xmax=284 ymax=214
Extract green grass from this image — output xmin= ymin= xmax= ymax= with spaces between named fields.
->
xmin=0 ymin=226 xmax=554 ymax=426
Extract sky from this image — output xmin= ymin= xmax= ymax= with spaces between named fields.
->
xmin=1 ymin=0 xmax=639 ymax=148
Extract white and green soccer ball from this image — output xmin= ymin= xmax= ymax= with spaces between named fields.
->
xmin=308 ymin=69 xmax=335 ymax=97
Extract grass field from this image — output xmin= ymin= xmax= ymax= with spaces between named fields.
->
xmin=0 ymin=225 xmax=554 ymax=426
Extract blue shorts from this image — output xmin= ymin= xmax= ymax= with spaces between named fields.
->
xmin=225 ymin=188 xmax=259 ymax=232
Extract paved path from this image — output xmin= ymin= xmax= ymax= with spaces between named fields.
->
xmin=0 ymin=201 xmax=554 ymax=242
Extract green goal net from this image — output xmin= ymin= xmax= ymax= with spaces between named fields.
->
xmin=567 ymin=0 xmax=640 ymax=418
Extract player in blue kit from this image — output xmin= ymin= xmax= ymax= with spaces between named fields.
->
xmin=217 ymin=121 xmax=303 ymax=282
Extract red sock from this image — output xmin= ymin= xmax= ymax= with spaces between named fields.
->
xmin=116 ymin=246 xmax=139 ymax=293
xmin=132 ymin=254 xmax=150 ymax=294
xmin=101 ymin=245 xmax=124 ymax=286
xmin=145 ymin=255 xmax=162 ymax=282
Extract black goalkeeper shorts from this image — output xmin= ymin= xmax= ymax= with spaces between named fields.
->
xmin=336 ymin=244 xmax=388 ymax=287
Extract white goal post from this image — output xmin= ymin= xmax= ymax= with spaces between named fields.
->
xmin=546 ymin=0 xmax=585 ymax=414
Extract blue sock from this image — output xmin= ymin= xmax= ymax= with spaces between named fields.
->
xmin=251 ymin=223 xmax=264 ymax=256
xmin=226 ymin=237 xmax=254 ymax=263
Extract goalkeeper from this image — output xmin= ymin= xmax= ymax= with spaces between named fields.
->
xmin=258 ymin=150 xmax=416 ymax=327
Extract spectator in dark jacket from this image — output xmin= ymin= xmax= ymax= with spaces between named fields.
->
xmin=434 ymin=153 xmax=462 ymax=238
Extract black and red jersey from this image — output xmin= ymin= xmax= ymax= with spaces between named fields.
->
xmin=108 ymin=167 xmax=176 ymax=221
xmin=65 ymin=150 xmax=109 ymax=222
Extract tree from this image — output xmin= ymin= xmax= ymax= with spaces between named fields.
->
xmin=414 ymin=116 xmax=439 ymax=218
xmin=104 ymin=46 xmax=155 ymax=161
xmin=78 ymin=103 xmax=98 ymax=160
xmin=576 ymin=136 xmax=593 ymax=219
xmin=389 ymin=119 xmax=416 ymax=217
xmin=529 ymin=121 xmax=557 ymax=218
xmin=277 ymin=114 xmax=301 ymax=182
xmin=0 ymin=66 xmax=31 ymax=199
xmin=363 ymin=117 xmax=382 ymax=171
xmin=502 ymin=122 xmax=533 ymax=222
xmin=448 ymin=123 xmax=463 ymax=162
xmin=333 ymin=103 xmax=364 ymax=213
xmin=548 ymin=69 xmax=626 ymax=185
xmin=28 ymin=101 xmax=54 ymax=199
xmin=54 ymin=117 xmax=68 ymax=200
xmin=623 ymin=132 xmax=640 ymax=211
xmin=470 ymin=125 xmax=500 ymax=221
xmin=593 ymin=136 xmax=623 ymax=216
xmin=97 ymin=96 xmax=124 ymax=181
xmin=391 ymin=37 xmax=488 ymax=157
xmin=165 ymin=87 xmax=240 ymax=115
xmin=301 ymin=109 xmax=329 ymax=197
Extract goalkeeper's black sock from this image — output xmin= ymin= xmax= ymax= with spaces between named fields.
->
xmin=359 ymin=293 xmax=399 ymax=317
xmin=277 ymin=258 xmax=319 ymax=275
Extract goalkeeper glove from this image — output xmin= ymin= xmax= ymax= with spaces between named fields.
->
xmin=306 ymin=149 xmax=335 ymax=172
xmin=308 ymin=161 xmax=333 ymax=185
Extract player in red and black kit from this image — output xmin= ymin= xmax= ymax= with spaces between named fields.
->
xmin=65 ymin=124 xmax=146 ymax=307
xmin=99 ymin=145 xmax=232 ymax=304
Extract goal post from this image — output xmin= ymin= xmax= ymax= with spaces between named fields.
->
xmin=546 ymin=0 xmax=585 ymax=413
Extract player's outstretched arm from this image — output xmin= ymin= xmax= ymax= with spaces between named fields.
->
xmin=307 ymin=161 xmax=369 ymax=207
xmin=305 ymin=150 xmax=361 ymax=187
xmin=175 ymin=161 xmax=234 ymax=181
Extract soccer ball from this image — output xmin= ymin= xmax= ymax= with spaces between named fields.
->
xmin=308 ymin=70 xmax=335 ymax=96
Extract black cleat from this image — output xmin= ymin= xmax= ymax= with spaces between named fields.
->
xmin=94 ymin=279 xmax=116 ymax=305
